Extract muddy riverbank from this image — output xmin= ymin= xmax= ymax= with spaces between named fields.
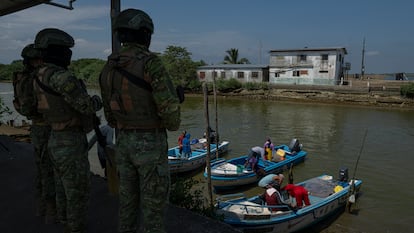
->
xmin=198 ymin=81 xmax=414 ymax=110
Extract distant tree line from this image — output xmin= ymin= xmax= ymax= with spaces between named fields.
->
xmin=0 ymin=46 xmax=209 ymax=91
xmin=0 ymin=46 xmax=254 ymax=91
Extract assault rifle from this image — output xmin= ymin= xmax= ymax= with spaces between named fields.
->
xmin=91 ymin=116 xmax=119 ymax=195
xmin=92 ymin=117 xmax=113 ymax=166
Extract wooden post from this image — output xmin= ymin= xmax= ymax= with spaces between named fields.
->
xmin=213 ymin=74 xmax=219 ymax=160
xmin=203 ymin=83 xmax=213 ymax=208
xmin=110 ymin=0 xmax=121 ymax=53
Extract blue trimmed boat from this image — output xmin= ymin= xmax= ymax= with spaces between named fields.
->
xmin=168 ymin=138 xmax=230 ymax=174
xmin=215 ymin=171 xmax=362 ymax=233
xmin=205 ymin=141 xmax=307 ymax=191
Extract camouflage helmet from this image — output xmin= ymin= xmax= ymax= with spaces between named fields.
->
xmin=34 ymin=28 xmax=75 ymax=49
xmin=113 ymin=8 xmax=154 ymax=34
xmin=21 ymin=43 xmax=42 ymax=59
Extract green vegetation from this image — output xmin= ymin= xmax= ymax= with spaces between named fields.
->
xmin=208 ymin=78 xmax=270 ymax=93
xmin=0 ymin=60 xmax=23 ymax=81
xmin=69 ymin=58 xmax=106 ymax=86
xmin=400 ymin=83 xmax=414 ymax=98
xmin=169 ymin=177 xmax=207 ymax=213
xmin=169 ymin=177 xmax=219 ymax=219
xmin=243 ymin=81 xmax=270 ymax=90
xmin=0 ymin=46 xmax=203 ymax=91
xmin=161 ymin=46 xmax=204 ymax=91
xmin=213 ymin=78 xmax=242 ymax=92
xmin=223 ymin=48 xmax=250 ymax=64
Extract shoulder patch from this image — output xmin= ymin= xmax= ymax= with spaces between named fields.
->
xmin=63 ymin=81 xmax=77 ymax=93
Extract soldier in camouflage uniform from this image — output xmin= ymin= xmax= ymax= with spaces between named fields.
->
xmin=99 ymin=9 xmax=181 ymax=233
xmin=13 ymin=44 xmax=56 ymax=223
xmin=32 ymin=28 xmax=102 ymax=233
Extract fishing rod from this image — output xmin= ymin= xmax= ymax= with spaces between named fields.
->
xmin=347 ymin=129 xmax=368 ymax=213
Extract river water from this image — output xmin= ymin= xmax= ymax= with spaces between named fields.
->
xmin=1 ymin=83 xmax=414 ymax=233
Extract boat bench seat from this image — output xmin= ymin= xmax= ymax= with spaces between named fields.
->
xmin=227 ymin=201 xmax=272 ymax=215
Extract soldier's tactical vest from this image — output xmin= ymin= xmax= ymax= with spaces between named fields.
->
xmin=34 ymin=65 xmax=85 ymax=131
xmin=12 ymin=70 xmax=40 ymax=119
xmin=100 ymin=50 xmax=161 ymax=129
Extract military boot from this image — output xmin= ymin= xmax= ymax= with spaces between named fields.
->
xmin=63 ymin=224 xmax=71 ymax=233
xmin=44 ymin=201 xmax=57 ymax=224
xmin=35 ymin=198 xmax=45 ymax=217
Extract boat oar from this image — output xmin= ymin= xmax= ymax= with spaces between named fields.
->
xmin=347 ymin=129 xmax=367 ymax=213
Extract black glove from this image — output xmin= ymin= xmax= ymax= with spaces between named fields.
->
xmin=91 ymin=95 xmax=102 ymax=111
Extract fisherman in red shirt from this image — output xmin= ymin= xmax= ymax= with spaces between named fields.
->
xmin=178 ymin=130 xmax=186 ymax=155
xmin=283 ymin=184 xmax=311 ymax=208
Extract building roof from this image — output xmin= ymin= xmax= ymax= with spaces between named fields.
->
xmin=0 ymin=0 xmax=46 ymax=16
xmin=198 ymin=64 xmax=269 ymax=70
xmin=0 ymin=0 xmax=75 ymax=16
xmin=269 ymin=47 xmax=347 ymax=55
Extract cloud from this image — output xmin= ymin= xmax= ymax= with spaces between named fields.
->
xmin=151 ymin=29 xmax=261 ymax=64
xmin=366 ymin=51 xmax=380 ymax=56
xmin=0 ymin=4 xmax=109 ymax=63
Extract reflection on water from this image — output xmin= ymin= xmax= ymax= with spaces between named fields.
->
xmin=169 ymin=96 xmax=414 ymax=233
xmin=2 ymin=82 xmax=414 ymax=232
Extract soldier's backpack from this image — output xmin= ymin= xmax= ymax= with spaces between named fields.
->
xmin=12 ymin=71 xmax=39 ymax=118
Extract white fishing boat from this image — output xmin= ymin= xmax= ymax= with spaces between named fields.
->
xmin=215 ymin=168 xmax=362 ymax=233
xmin=168 ymin=138 xmax=230 ymax=174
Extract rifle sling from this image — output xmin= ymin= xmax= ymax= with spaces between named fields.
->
xmin=115 ymin=68 xmax=153 ymax=92
xmin=35 ymin=76 xmax=62 ymax=96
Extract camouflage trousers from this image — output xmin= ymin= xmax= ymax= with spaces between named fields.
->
xmin=48 ymin=130 xmax=90 ymax=233
xmin=116 ymin=129 xmax=170 ymax=233
xmin=30 ymin=124 xmax=55 ymax=215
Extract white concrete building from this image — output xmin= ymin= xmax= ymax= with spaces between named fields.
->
xmin=269 ymin=47 xmax=348 ymax=85
xmin=197 ymin=64 xmax=269 ymax=83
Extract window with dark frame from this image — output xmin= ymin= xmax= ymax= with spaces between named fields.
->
xmin=237 ymin=72 xmax=244 ymax=79
xmin=221 ymin=71 xmax=226 ymax=78
xmin=252 ymin=71 xmax=259 ymax=79
xmin=299 ymin=54 xmax=307 ymax=62
xmin=199 ymin=72 xmax=205 ymax=79
xmin=321 ymin=54 xmax=328 ymax=60
xmin=293 ymin=70 xmax=300 ymax=76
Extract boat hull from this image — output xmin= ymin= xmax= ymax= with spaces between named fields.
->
xmin=169 ymin=141 xmax=230 ymax=174
xmin=216 ymin=175 xmax=362 ymax=233
xmin=207 ymin=145 xmax=307 ymax=191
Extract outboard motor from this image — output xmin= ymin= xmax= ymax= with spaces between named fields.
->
xmin=339 ymin=167 xmax=349 ymax=182
xmin=288 ymin=138 xmax=302 ymax=153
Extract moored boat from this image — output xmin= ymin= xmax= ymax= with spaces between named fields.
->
xmin=215 ymin=169 xmax=362 ymax=233
xmin=168 ymin=138 xmax=230 ymax=174
xmin=205 ymin=139 xmax=307 ymax=191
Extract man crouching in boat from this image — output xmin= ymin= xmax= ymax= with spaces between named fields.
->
xmin=244 ymin=146 xmax=265 ymax=171
xmin=259 ymin=174 xmax=286 ymax=212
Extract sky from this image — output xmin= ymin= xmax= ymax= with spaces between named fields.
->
xmin=1 ymin=0 xmax=414 ymax=74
